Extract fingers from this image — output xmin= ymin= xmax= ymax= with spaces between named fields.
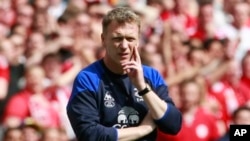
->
xmin=122 ymin=61 xmax=138 ymax=70
xmin=122 ymin=47 xmax=141 ymax=74
xmin=129 ymin=47 xmax=134 ymax=61
xmin=134 ymin=47 xmax=141 ymax=63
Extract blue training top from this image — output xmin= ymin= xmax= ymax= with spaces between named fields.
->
xmin=67 ymin=59 xmax=182 ymax=141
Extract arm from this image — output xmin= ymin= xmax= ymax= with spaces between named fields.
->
xmin=165 ymin=59 xmax=229 ymax=87
xmin=67 ymin=91 xmax=155 ymax=141
xmin=141 ymin=77 xmax=182 ymax=134
xmin=161 ymin=21 xmax=172 ymax=72
xmin=54 ymin=56 xmax=82 ymax=87
xmin=0 ymin=59 xmax=10 ymax=100
xmin=117 ymin=112 xmax=155 ymax=141
xmin=122 ymin=47 xmax=182 ymax=135
xmin=0 ymin=77 xmax=8 ymax=100
xmin=200 ymin=59 xmax=230 ymax=84
xmin=165 ymin=66 xmax=200 ymax=87
xmin=67 ymin=74 xmax=155 ymax=141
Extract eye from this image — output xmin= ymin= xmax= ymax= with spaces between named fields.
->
xmin=113 ymin=37 xmax=123 ymax=42
xmin=126 ymin=37 xmax=135 ymax=42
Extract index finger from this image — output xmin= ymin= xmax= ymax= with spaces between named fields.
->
xmin=134 ymin=47 xmax=141 ymax=64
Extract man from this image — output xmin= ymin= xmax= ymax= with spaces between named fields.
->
xmin=218 ymin=106 xmax=250 ymax=141
xmin=67 ymin=7 xmax=182 ymax=141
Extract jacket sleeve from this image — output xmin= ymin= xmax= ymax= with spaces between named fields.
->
xmin=144 ymin=66 xmax=182 ymax=135
xmin=66 ymin=73 xmax=118 ymax=141
xmin=153 ymin=84 xmax=182 ymax=135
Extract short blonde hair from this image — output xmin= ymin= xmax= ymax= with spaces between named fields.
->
xmin=102 ymin=7 xmax=141 ymax=34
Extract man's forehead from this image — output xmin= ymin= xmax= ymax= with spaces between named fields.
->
xmin=109 ymin=20 xmax=138 ymax=28
xmin=108 ymin=21 xmax=139 ymax=34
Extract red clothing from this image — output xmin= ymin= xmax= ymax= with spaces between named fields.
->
xmin=157 ymin=107 xmax=219 ymax=141
xmin=61 ymin=59 xmax=73 ymax=73
xmin=190 ymin=28 xmax=207 ymax=41
xmin=4 ymin=89 xmax=60 ymax=128
xmin=4 ymin=90 xmax=30 ymax=120
xmin=209 ymin=81 xmax=250 ymax=125
xmin=160 ymin=10 xmax=197 ymax=36
xmin=240 ymin=76 xmax=250 ymax=92
xmin=190 ymin=27 xmax=223 ymax=41
xmin=44 ymin=86 xmax=71 ymax=128
xmin=0 ymin=55 xmax=9 ymax=82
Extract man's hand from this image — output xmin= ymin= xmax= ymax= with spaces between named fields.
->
xmin=117 ymin=111 xmax=156 ymax=141
xmin=121 ymin=47 xmax=146 ymax=90
xmin=139 ymin=111 xmax=156 ymax=134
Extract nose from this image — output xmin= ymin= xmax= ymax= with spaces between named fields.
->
xmin=120 ymin=39 xmax=129 ymax=49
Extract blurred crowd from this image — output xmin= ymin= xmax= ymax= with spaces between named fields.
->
xmin=0 ymin=0 xmax=250 ymax=141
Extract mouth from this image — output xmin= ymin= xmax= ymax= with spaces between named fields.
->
xmin=118 ymin=53 xmax=129 ymax=59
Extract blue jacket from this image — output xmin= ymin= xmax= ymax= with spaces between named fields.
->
xmin=67 ymin=59 xmax=182 ymax=141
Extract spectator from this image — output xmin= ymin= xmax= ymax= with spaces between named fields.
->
xmin=41 ymin=52 xmax=76 ymax=140
xmin=172 ymin=0 xmax=198 ymax=38
xmin=3 ymin=65 xmax=60 ymax=128
xmin=157 ymin=79 xmax=220 ymax=141
xmin=3 ymin=126 xmax=23 ymax=141
xmin=15 ymin=4 xmax=34 ymax=35
xmin=0 ymin=0 xmax=16 ymax=29
xmin=0 ymin=39 xmax=14 ymax=121
xmin=240 ymin=51 xmax=250 ymax=94
xmin=218 ymin=105 xmax=250 ymax=141
xmin=32 ymin=0 xmax=49 ymax=13
xmin=32 ymin=9 xmax=59 ymax=36
xmin=218 ymin=1 xmax=250 ymax=62
xmin=20 ymin=118 xmax=42 ymax=141
xmin=40 ymin=127 xmax=60 ymax=141
xmin=0 ymin=39 xmax=12 ymax=100
xmin=11 ymin=0 xmax=29 ymax=10
xmin=0 ymin=35 xmax=26 ymax=123
xmin=25 ymin=32 xmax=47 ymax=67
xmin=7 ymin=33 xmax=26 ymax=100
xmin=209 ymin=59 xmax=250 ymax=127
xmin=191 ymin=0 xmax=220 ymax=41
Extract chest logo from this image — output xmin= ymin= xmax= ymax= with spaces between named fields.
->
xmin=104 ymin=91 xmax=115 ymax=108
xmin=196 ymin=124 xmax=209 ymax=139
xmin=113 ymin=106 xmax=139 ymax=129
xmin=134 ymin=88 xmax=144 ymax=102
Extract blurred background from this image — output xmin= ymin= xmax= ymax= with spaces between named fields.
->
xmin=0 ymin=0 xmax=250 ymax=141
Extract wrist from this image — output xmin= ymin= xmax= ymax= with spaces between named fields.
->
xmin=137 ymin=83 xmax=147 ymax=91
xmin=138 ymin=124 xmax=155 ymax=136
xmin=138 ymin=84 xmax=151 ymax=96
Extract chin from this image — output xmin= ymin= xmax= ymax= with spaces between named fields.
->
xmin=119 ymin=58 xmax=129 ymax=64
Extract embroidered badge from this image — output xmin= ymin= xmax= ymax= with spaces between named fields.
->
xmin=104 ymin=91 xmax=115 ymax=108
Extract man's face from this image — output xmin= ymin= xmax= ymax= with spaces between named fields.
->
xmin=200 ymin=4 xmax=213 ymax=24
xmin=181 ymin=82 xmax=201 ymax=109
xmin=102 ymin=21 xmax=139 ymax=66
xmin=234 ymin=110 xmax=250 ymax=125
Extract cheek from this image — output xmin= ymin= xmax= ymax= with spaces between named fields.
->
xmin=105 ymin=46 xmax=117 ymax=58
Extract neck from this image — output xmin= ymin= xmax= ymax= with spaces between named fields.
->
xmin=103 ymin=56 xmax=126 ymax=75
xmin=182 ymin=105 xmax=198 ymax=114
